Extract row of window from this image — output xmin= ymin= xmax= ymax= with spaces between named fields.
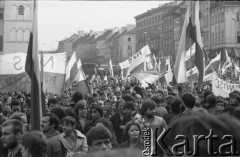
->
xmin=9 ymin=28 xmax=30 ymax=42
xmin=136 ymin=13 xmax=163 ymax=28
xmin=10 ymin=5 xmax=31 ymax=20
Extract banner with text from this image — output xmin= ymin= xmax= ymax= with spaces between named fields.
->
xmin=0 ymin=52 xmax=67 ymax=94
xmin=212 ymin=74 xmax=240 ymax=98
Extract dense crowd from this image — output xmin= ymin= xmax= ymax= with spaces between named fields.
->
xmin=1 ymin=75 xmax=240 ymax=157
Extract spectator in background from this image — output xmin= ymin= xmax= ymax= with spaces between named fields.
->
xmin=21 ymin=131 xmax=47 ymax=157
xmin=50 ymin=106 xmax=66 ymax=133
xmin=123 ymin=101 xmax=141 ymax=122
xmin=163 ymin=97 xmax=182 ymax=125
xmin=10 ymin=112 xmax=29 ymax=133
xmin=151 ymin=95 xmax=168 ymax=118
xmin=85 ymin=105 xmax=103 ymax=134
xmin=74 ymin=100 xmax=88 ymax=135
xmin=181 ymin=93 xmax=196 ymax=116
xmin=47 ymin=98 xmax=60 ymax=111
xmin=60 ymin=116 xmax=88 ymax=154
xmin=110 ymin=99 xmax=130 ymax=144
xmin=72 ymin=92 xmax=84 ymax=106
xmin=86 ymin=125 xmax=113 ymax=152
xmin=11 ymin=99 xmax=21 ymax=114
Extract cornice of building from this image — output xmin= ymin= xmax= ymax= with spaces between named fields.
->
xmin=134 ymin=1 xmax=178 ymax=20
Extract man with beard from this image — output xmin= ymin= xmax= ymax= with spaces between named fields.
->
xmin=138 ymin=100 xmax=167 ymax=156
xmin=1 ymin=119 xmax=23 ymax=157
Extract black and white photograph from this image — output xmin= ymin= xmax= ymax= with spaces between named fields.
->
xmin=0 ymin=0 xmax=240 ymax=157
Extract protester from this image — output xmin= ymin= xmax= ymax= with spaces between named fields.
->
xmin=60 ymin=116 xmax=88 ymax=154
xmin=1 ymin=119 xmax=23 ymax=157
xmin=120 ymin=121 xmax=143 ymax=150
xmin=86 ymin=125 xmax=113 ymax=152
xmin=41 ymin=113 xmax=67 ymax=157
xmin=74 ymin=100 xmax=89 ymax=134
xmin=110 ymin=99 xmax=130 ymax=144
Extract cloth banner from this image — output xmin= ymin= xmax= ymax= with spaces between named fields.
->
xmin=212 ymin=74 xmax=240 ymax=98
xmin=0 ymin=52 xmax=66 ymax=95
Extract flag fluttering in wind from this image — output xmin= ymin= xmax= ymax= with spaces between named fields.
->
xmin=174 ymin=1 xmax=205 ymax=88
xmin=192 ymin=1 xmax=205 ymax=88
xmin=72 ymin=59 xmax=90 ymax=95
xmin=174 ymin=2 xmax=191 ymax=84
xmin=65 ymin=52 xmax=77 ymax=89
xmin=221 ymin=50 xmax=232 ymax=75
xmin=25 ymin=0 xmax=42 ymax=130
xmin=109 ymin=58 xmax=114 ymax=77
xmin=205 ymin=53 xmax=221 ymax=75
xmin=165 ymin=57 xmax=173 ymax=85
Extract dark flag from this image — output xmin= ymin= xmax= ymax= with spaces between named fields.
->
xmin=25 ymin=0 xmax=42 ymax=130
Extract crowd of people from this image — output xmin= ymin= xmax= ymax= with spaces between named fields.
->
xmin=1 ymin=74 xmax=240 ymax=157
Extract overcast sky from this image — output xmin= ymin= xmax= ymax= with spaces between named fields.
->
xmin=38 ymin=1 xmax=169 ymax=50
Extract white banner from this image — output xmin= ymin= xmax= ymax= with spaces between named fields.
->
xmin=43 ymin=53 xmax=66 ymax=74
xmin=212 ymin=74 xmax=240 ymax=98
xmin=0 ymin=53 xmax=26 ymax=75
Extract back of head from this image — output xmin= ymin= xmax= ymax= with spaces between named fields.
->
xmin=122 ymin=94 xmax=135 ymax=103
xmin=50 ymin=106 xmax=66 ymax=121
xmin=170 ymin=98 xmax=182 ymax=114
xmin=206 ymin=94 xmax=217 ymax=109
xmin=21 ymin=131 xmax=47 ymax=157
xmin=47 ymin=98 xmax=59 ymax=107
xmin=72 ymin=92 xmax=83 ymax=104
xmin=164 ymin=114 xmax=240 ymax=156
xmin=182 ymin=93 xmax=195 ymax=109
xmin=84 ymin=148 xmax=143 ymax=157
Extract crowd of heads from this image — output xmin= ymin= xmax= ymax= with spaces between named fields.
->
xmin=1 ymin=77 xmax=240 ymax=156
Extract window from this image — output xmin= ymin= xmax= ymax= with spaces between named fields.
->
xmin=0 ymin=8 xmax=3 ymax=20
xmin=18 ymin=5 xmax=24 ymax=15
xmin=237 ymin=12 xmax=240 ymax=21
xmin=128 ymin=37 xmax=131 ymax=42
xmin=0 ymin=36 xmax=2 ymax=51
xmin=237 ymin=31 xmax=240 ymax=43
xmin=128 ymin=45 xmax=132 ymax=50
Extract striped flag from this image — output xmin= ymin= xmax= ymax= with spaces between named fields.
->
xmin=72 ymin=59 xmax=90 ymax=95
xmin=65 ymin=52 xmax=77 ymax=89
xmin=174 ymin=1 xmax=205 ymax=88
xmin=25 ymin=0 xmax=42 ymax=130
xmin=221 ymin=50 xmax=232 ymax=75
xmin=165 ymin=57 xmax=173 ymax=85
xmin=205 ymin=53 xmax=221 ymax=75
xmin=109 ymin=58 xmax=114 ymax=77
xmin=192 ymin=1 xmax=205 ymax=88
xmin=174 ymin=2 xmax=191 ymax=84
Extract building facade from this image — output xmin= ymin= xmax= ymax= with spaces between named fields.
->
xmin=3 ymin=0 xmax=33 ymax=54
xmin=134 ymin=2 xmax=178 ymax=60
xmin=208 ymin=1 xmax=240 ymax=58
